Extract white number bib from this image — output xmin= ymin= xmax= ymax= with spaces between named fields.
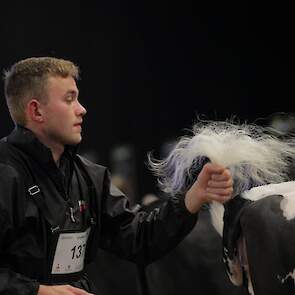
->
xmin=51 ymin=228 xmax=90 ymax=274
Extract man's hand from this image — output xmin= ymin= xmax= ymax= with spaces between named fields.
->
xmin=184 ymin=163 xmax=233 ymax=213
xmin=38 ymin=285 xmax=94 ymax=295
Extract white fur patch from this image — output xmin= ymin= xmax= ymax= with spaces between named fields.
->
xmin=242 ymin=181 xmax=295 ymax=201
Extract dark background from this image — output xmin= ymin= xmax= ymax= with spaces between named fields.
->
xmin=0 ymin=1 xmax=294 ymax=197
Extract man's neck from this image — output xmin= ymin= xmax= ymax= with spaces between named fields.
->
xmin=25 ymin=124 xmax=64 ymax=165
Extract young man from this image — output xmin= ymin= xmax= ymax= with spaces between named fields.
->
xmin=0 ymin=57 xmax=233 ymax=295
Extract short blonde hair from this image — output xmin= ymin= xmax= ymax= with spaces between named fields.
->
xmin=3 ymin=57 xmax=80 ymax=125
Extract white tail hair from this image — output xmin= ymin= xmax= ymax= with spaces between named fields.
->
xmin=148 ymin=121 xmax=295 ymax=196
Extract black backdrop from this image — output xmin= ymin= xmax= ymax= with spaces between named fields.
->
xmin=0 ymin=0 xmax=294 ymax=195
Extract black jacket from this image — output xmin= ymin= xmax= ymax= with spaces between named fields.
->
xmin=0 ymin=126 xmax=198 ymax=295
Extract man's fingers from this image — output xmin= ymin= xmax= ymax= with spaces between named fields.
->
xmin=206 ymin=187 xmax=233 ymax=196
xmin=202 ymin=163 xmax=224 ymax=175
xmin=196 ymin=163 xmax=227 ymax=189
xmin=210 ymin=169 xmax=231 ymax=181
xmin=66 ymin=286 xmax=93 ymax=295
xmin=206 ymin=193 xmax=232 ymax=204
xmin=208 ymin=179 xmax=233 ymax=188
xmin=38 ymin=285 xmax=94 ymax=295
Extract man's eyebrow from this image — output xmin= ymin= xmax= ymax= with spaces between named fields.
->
xmin=64 ymin=89 xmax=79 ymax=97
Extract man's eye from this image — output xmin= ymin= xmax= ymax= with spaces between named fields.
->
xmin=66 ymin=96 xmax=74 ymax=102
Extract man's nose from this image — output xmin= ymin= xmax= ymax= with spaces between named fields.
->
xmin=76 ymin=101 xmax=87 ymax=116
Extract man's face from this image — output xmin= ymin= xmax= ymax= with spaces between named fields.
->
xmin=40 ymin=75 xmax=87 ymax=147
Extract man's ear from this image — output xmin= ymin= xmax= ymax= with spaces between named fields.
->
xmin=26 ymin=99 xmax=44 ymax=123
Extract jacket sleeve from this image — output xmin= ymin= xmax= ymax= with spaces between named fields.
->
xmin=99 ymin=170 xmax=198 ymax=265
xmin=0 ymin=164 xmax=40 ymax=295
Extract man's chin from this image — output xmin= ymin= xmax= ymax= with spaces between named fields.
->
xmin=65 ymin=135 xmax=82 ymax=146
